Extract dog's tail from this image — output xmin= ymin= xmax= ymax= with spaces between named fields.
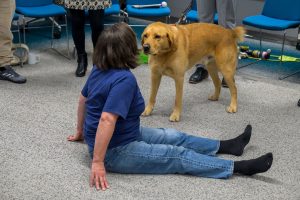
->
xmin=232 ymin=26 xmax=246 ymax=42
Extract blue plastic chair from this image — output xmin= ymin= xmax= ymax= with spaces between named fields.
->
xmin=15 ymin=0 xmax=70 ymax=58
xmin=105 ymin=0 xmax=121 ymax=16
xmin=11 ymin=13 xmax=24 ymax=67
xmin=84 ymin=0 xmax=121 ymax=21
xmin=242 ymin=0 xmax=300 ymax=79
xmin=186 ymin=0 xmax=218 ymax=24
xmin=84 ymin=0 xmax=120 ymax=17
xmin=125 ymin=0 xmax=171 ymax=24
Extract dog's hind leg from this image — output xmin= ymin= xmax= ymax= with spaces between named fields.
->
xmin=142 ymin=71 xmax=162 ymax=116
xmin=215 ymin=42 xmax=238 ymax=113
xmin=206 ymin=61 xmax=221 ymax=101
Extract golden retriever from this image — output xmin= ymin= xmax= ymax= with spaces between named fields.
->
xmin=141 ymin=22 xmax=245 ymax=122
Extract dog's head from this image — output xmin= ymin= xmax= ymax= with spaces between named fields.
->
xmin=141 ymin=22 xmax=177 ymax=55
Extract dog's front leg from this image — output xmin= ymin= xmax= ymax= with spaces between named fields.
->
xmin=169 ymin=76 xmax=184 ymax=122
xmin=142 ymin=71 xmax=162 ymax=116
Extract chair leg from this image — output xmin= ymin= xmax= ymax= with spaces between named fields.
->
xmin=16 ymin=20 xmax=24 ymax=67
xmin=120 ymin=10 xmax=129 ymax=23
xmin=48 ymin=16 xmax=70 ymax=60
xmin=51 ymin=18 xmax=54 ymax=48
xmin=17 ymin=20 xmax=21 ymax=45
xmin=166 ymin=15 xmax=170 ymax=24
xmin=65 ymin=14 xmax=70 ymax=58
xmin=280 ymin=31 xmax=286 ymax=64
xmin=278 ymin=31 xmax=300 ymax=80
xmin=22 ymin=16 xmax=26 ymax=44
xmin=72 ymin=45 xmax=77 ymax=59
xmin=296 ymin=26 xmax=300 ymax=50
xmin=259 ymin=28 xmax=262 ymax=55
xmin=21 ymin=16 xmax=28 ymax=66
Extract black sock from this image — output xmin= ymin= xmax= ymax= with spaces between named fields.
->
xmin=218 ymin=124 xmax=252 ymax=156
xmin=234 ymin=153 xmax=273 ymax=176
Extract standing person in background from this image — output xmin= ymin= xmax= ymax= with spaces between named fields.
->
xmin=0 ymin=0 xmax=26 ymax=84
xmin=189 ymin=0 xmax=236 ymax=87
xmin=56 ymin=0 xmax=111 ymax=77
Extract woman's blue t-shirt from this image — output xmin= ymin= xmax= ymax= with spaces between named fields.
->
xmin=81 ymin=66 xmax=145 ymax=151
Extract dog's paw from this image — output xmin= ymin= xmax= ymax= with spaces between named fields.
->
xmin=208 ymin=95 xmax=219 ymax=101
xmin=226 ymin=105 xmax=237 ymax=113
xmin=169 ymin=112 xmax=180 ymax=122
xmin=141 ymin=106 xmax=153 ymax=116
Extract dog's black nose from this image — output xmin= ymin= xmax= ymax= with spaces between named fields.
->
xmin=143 ymin=44 xmax=150 ymax=53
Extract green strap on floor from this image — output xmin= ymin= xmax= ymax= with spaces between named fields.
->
xmin=138 ymin=51 xmax=148 ymax=64
xmin=246 ymin=55 xmax=300 ymax=62
xmin=274 ymin=55 xmax=300 ymax=62
xmin=239 ymin=45 xmax=300 ymax=62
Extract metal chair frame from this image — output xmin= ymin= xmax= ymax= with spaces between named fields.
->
xmin=11 ymin=14 xmax=25 ymax=67
xmin=21 ymin=15 xmax=70 ymax=59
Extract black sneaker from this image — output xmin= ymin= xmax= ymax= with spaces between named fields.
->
xmin=0 ymin=66 xmax=26 ymax=84
xmin=298 ymin=99 xmax=300 ymax=107
xmin=189 ymin=65 xmax=208 ymax=84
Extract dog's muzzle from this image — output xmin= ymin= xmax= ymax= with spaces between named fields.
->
xmin=143 ymin=44 xmax=150 ymax=54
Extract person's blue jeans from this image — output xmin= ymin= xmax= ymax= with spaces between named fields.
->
xmin=101 ymin=127 xmax=234 ymax=179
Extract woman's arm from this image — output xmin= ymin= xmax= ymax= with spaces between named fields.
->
xmin=67 ymin=94 xmax=86 ymax=141
xmin=90 ymin=112 xmax=118 ymax=191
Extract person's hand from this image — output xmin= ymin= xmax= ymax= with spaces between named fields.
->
xmin=90 ymin=161 xmax=110 ymax=191
xmin=67 ymin=130 xmax=83 ymax=142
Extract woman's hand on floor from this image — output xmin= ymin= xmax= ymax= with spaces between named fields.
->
xmin=67 ymin=131 xmax=83 ymax=142
xmin=90 ymin=161 xmax=110 ymax=191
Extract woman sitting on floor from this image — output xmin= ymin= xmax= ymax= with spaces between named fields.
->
xmin=67 ymin=23 xmax=273 ymax=191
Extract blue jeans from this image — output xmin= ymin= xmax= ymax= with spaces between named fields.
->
xmin=101 ymin=127 xmax=233 ymax=179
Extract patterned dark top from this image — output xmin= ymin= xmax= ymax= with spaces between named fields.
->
xmin=54 ymin=0 xmax=112 ymax=10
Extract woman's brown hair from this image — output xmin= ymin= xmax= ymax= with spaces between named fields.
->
xmin=93 ymin=23 xmax=139 ymax=70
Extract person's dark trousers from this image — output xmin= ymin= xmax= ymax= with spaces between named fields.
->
xmin=69 ymin=9 xmax=104 ymax=77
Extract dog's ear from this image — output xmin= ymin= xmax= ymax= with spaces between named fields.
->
xmin=166 ymin=27 xmax=177 ymax=51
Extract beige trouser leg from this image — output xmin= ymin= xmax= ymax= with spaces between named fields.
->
xmin=0 ymin=0 xmax=16 ymax=68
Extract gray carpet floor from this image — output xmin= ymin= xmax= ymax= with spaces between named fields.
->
xmin=1 ymin=37 xmax=300 ymax=200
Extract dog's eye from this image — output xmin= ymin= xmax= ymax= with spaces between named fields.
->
xmin=154 ymin=35 xmax=161 ymax=39
xmin=143 ymin=34 xmax=148 ymax=38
